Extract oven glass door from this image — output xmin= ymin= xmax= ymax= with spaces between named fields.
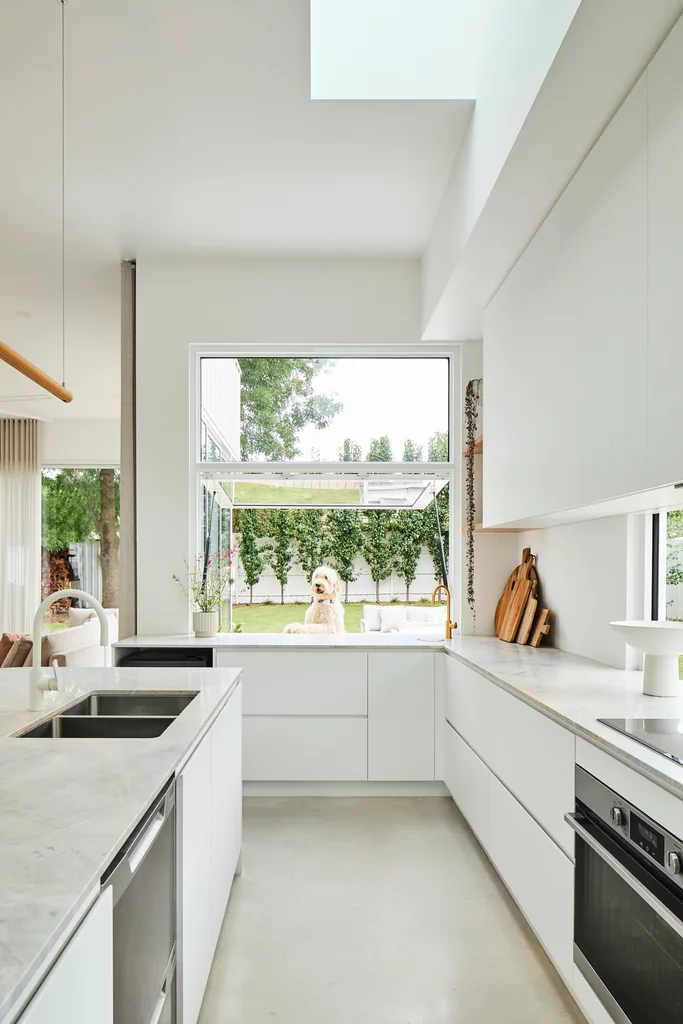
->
xmin=574 ymin=812 xmax=683 ymax=1024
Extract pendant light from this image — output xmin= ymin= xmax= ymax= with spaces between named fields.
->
xmin=0 ymin=0 xmax=73 ymax=403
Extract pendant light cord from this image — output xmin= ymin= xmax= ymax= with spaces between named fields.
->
xmin=60 ymin=0 xmax=66 ymax=388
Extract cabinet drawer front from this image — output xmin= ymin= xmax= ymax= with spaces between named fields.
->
xmin=368 ymin=653 xmax=434 ymax=781
xmin=444 ymin=722 xmax=489 ymax=846
xmin=446 ymin=658 xmax=574 ymax=856
xmin=243 ymin=716 xmax=367 ymax=780
xmin=487 ymin=774 xmax=573 ymax=984
xmin=215 ymin=650 xmax=367 ymax=715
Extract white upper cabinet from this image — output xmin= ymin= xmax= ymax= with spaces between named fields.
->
xmin=484 ymin=73 xmax=648 ymax=523
xmin=647 ymin=16 xmax=683 ymax=489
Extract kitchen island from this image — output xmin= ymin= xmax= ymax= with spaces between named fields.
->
xmin=0 ymin=665 xmax=242 ymax=1024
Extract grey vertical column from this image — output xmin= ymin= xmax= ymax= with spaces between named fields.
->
xmin=119 ymin=261 xmax=137 ymax=639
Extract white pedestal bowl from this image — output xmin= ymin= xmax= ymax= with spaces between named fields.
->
xmin=610 ymin=621 xmax=683 ymax=697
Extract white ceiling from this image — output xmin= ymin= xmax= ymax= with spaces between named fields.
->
xmin=0 ymin=0 xmax=471 ymax=420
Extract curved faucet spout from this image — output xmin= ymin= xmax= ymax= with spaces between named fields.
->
xmin=29 ymin=589 xmax=110 ymax=711
xmin=431 ymin=584 xmax=457 ymax=641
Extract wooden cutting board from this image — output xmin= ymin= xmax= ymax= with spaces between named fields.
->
xmin=515 ymin=581 xmax=538 ymax=644
xmin=495 ymin=548 xmax=537 ymax=642
xmin=530 ymin=608 xmax=551 ymax=647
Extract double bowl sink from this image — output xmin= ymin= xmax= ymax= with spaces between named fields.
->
xmin=18 ymin=691 xmax=198 ymax=739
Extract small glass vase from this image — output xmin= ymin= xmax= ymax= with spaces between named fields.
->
xmin=193 ymin=610 xmax=219 ymax=638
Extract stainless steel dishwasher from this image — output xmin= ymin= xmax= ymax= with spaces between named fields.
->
xmin=102 ymin=778 xmax=176 ymax=1024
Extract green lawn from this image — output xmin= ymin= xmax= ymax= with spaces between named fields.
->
xmin=231 ymin=600 xmax=433 ymax=634
xmin=232 ymin=481 xmax=360 ymax=506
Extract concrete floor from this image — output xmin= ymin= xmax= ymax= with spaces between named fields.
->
xmin=199 ymin=798 xmax=585 ymax=1024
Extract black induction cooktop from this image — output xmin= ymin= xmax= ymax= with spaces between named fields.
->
xmin=599 ymin=718 xmax=683 ymax=765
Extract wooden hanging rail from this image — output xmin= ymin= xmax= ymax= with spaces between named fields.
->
xmin=0 ymin=341 xmax=72 ymax=403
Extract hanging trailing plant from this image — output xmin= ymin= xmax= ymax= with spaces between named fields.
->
xmin=464 ymin=378 xmax=482 ymax=626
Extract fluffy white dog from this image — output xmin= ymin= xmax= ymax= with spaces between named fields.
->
xmin=283 ymin=566 xmax=346 ymax=634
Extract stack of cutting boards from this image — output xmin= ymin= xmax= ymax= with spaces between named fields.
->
xmin=494 ymin=548 xmax=551 ymax=647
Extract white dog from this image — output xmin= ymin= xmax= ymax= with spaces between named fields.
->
xmin=283 ymin=566 xmax=346 ymax=634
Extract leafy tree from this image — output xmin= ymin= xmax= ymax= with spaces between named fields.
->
xmin=428 ymin=431 xmax=449 ymax=462
xmin=402 ymin=439 xmax=423 ymax=462
xmin=293 ymin=509 xmax=330 ymax=582
xmin=364 ymin=510 xmax=394 ymax=602
xmin=422 ymin=489 xmax=449 ymax=584
xmin=667 ymin=510 xmax=683 ymax=587
xmin=326 ymin=508 xmax=365 ymax=601
xmin=339 ymin=438 xmax=362 ymax=462
xmin=238 ymin=358 xmax=342 ymax=460
xmin=392 ymin=510 xmax=424 ymax=602
xmin=366 ymin=435 xmax=393 ymax=462
xmin=238 ymin=508 xmax=270 ymax=604
xmin=268 ymin=509 xmax=295 ymax=604
xmin=41 ymin=469 xmax=120 ymax=608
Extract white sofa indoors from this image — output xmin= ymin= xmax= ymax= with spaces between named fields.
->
xmin=360 ymin=604 xmax=446 ymax=638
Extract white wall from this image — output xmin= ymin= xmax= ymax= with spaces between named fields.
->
xmin=41 ymin=418 xmax=120 ymax=467
xmin=136 ymin=257 xmax=423 ymax=634
xmin=517 ymin=516 xmax=643 ymax=668
xmin=422 ymin=0 xmax=581 ymax=328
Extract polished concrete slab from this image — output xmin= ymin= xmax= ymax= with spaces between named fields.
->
xmin=199 ymin=798 xmax=585 ymax=1024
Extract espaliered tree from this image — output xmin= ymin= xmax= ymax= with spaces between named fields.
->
xmin=238 ymin=508 xmax=270 ymax=604
xmin=268 ymin=509 xmax=295 ymax=604
xmin=326 ymin=508 xmax=365 ymax=602
xmin=392 ymin=510 xmax=424 ymax=602
xmin=339 ymin=438 xmax=362 ymax=462
xmin=366 ymin=435 xmax=393 ymax=462
xmin=402 ymin=438 xmax=423 ymax=462
xmin=294 ymin=509 xmax=330 ymax=582
xmin=363 ymin=510 xmax=394 ymax=603
xmin=423 ymin=490 xmax=449 ymax=584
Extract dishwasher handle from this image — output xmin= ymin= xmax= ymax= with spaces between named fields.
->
xmin=103 ymin=779 xmax=175 ymax=907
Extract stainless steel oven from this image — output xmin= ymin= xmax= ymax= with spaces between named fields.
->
xmin=103 ymin=778 xmax=176 ymax=1024
xmin=566 ymin=767 xmax=683 ymax=1024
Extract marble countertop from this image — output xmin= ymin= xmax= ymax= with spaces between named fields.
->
xmin=444 ymin=637 xmax=683 ymax=799
xmin=115 ymin=631 xmax=446 ymax=649
xmin=0 ymin=665 xmax=241 ymax=1024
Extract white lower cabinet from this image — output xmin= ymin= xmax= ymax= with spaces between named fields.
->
xmin=18 ymin=888 xmax=113 ymax=1024
xmin=367 ymin=653 xmax=434 ymax=781
xmin=178 ymin=684 xmax=243 ymax=1024
xmin=487 ymin=773 xmax=574 ymax=984
xmin=243 ymin=716 xmax=367 ymax=780
xmin=443 ymin=721 xmax=489 ymax=846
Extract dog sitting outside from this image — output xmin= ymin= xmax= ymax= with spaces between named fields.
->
xmin=283 ymin=566 xmax=346 ymax=634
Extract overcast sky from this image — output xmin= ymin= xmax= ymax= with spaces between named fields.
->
xmin=296 ymin=358 xmax=449 ymax=460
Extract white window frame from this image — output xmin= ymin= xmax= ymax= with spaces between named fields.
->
xmin=190 ymin=343 xmax=459 ymax=598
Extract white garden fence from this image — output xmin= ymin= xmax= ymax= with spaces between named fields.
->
xmin=233 ymin=546 xmax=441 ymax=604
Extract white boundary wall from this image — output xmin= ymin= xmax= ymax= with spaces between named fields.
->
xmin=233 ymin=546 xmax=440 ymax=604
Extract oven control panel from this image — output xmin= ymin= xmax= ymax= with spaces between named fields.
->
xmin=576 ymin=766 xmax=683 ymax=891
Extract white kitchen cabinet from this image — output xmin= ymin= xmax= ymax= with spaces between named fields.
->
xmin=18 ymin=888 xmax=113 ymax=1024
xmin=177 ymin=722 xmax=214 ymax=1024
xmin=243 ymin=716 xmax=367 ymax=780
xmin=215 ymin=650 xmax=367 ymax=715
xmin=487 ymin=773 xmax=574 ymax=985
xmin=367 ymin=653 xmax=434 ymax=781
xmin=646 ymin=16 xmax=683 ymax=488
xmin=210 ymin=686 xmax=243 ymax=948
xmin=445 ymin=657 xmax=575 ymax=855
xmin=443 ymin=721 xmax=489 ymax=847
xmin=178 ymin=683 xmax=243 ymax=1024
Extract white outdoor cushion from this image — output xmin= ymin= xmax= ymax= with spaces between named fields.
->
xmin=362 ymin=605 xmax=382 ymax=632
xmin=397 ymin=623 xmax=443 ymax=639
xmin=405 ymin=607 xmax=432 ymax=623
xmin=379 ymin=606 xmax=409 ymax=633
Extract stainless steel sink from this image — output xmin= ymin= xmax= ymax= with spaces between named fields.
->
xmin=61 ymin=691 xmax=198 ymax=718
xmin=19 ymin=715 xmax=176 ymax=738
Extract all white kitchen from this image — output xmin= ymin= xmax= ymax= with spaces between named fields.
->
xmin=4 ymin=5 xmax=683 ymax=1024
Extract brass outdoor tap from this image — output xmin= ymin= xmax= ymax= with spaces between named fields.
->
xmin=432 ymin=584 xmax=457 ymax=640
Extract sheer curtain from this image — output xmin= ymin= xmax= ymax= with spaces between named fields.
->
xmin=0 ymin=418 xmax=41 ymax=632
